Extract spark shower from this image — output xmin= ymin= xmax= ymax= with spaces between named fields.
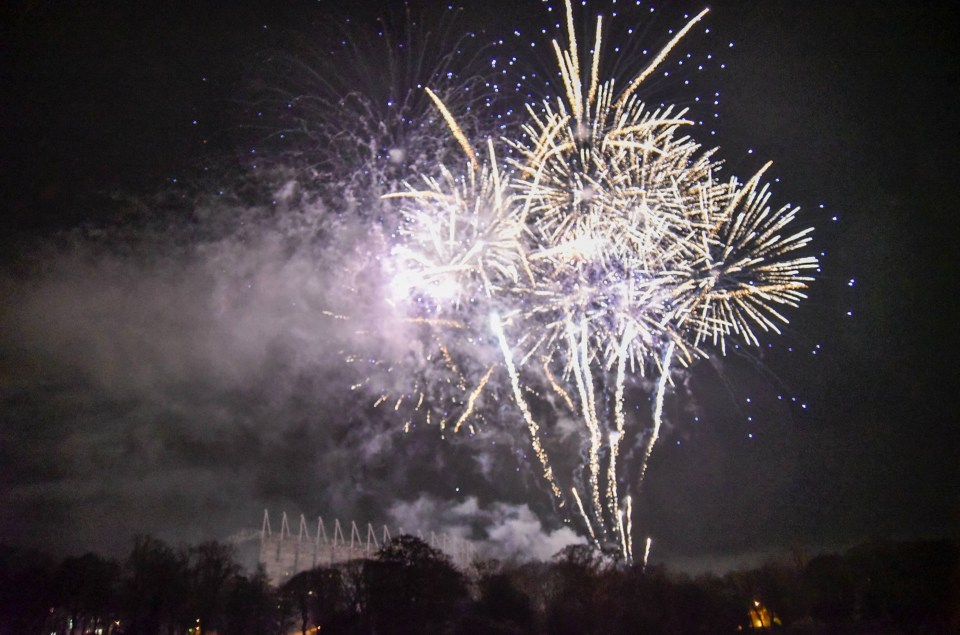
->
xmin=337 ymin=0 xmax=816 ymax=562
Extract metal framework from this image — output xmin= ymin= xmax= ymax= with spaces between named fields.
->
xmin=258 ymin=510 xmax=475 ymax=585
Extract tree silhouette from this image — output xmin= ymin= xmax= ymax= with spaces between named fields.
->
xmin=362 ymin=535 xmax=467 ymax=635
xmin=0 ymin=545 xmax=56 ymax=635
xmin=56 ymin=552 xmax=120 ymax=635
xmin=1 ymin=536 xmax=956 ymax=633
xmin=468 ymin=568 xmax=535 ymax=634
xmin=802 ymin=553 xmax=856 ymax=623
xmin=121 ymin=535 xmax=188 ymax=635
xmin=186 ymin=541 xmax=239 ymax=635
xmin=223 ymin=567 xmax=278 ymax=635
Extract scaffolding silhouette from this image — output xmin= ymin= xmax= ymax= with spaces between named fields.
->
xmin=257 ymin=510 xmax=474 ymax=585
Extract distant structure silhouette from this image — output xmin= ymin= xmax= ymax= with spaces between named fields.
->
xmin=234 ymin=510 xmax=475 ymax=585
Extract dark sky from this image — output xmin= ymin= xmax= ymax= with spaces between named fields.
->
xmin=1 ymin=0 xmax=958 ymax=571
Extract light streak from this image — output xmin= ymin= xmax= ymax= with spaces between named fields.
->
xmin=607 ymin=326 xmax=634 ymax=545
xmin=453 ymin=365 xmax=495 ymax=433
xmin=492 ymin=313 xmax=564 ymax=504
xmin=425 ymin=87 xmax=478 ymax=169
xmin=617 ymin=506 xmax=633 ymax=562
xmin=639 ymin=342 xmax=676 ymax=483
xmin=572 ymin=487 xmax=599 ymax=549
xmin=568 ymin=321 xmax=603 ymax=525
xmin=614 ymin=8 xmax=711 ymax=109
xmin=542 ymin=359 xmax=575 ymax=411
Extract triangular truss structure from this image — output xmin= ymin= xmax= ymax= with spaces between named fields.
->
xmin=258 ymin=510 xmax=475 ymax=585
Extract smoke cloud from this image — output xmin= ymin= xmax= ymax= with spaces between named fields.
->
xmin=388 ymin=495 xmax=583 ymax=562
xmin=0 ymin=185 xmax=560 ymax=559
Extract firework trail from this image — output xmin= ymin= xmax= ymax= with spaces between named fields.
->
xmin=354 ymin=0 xmax=816 ymax=562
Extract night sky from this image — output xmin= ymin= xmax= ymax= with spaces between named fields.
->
xmin=2 ymin=0 xmax=958 ymax=571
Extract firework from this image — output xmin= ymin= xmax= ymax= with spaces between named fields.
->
xmin=253 ymin=4 xmax=500 ymax=218
xmin=370 ymin=0 xmax=816 ymax=562
xmin=386 ymin=139 xmax=528 ymax=304
xmin=371 ymin=140 xmax=526 ymax=434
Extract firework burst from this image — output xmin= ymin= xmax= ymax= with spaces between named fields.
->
xmin=356 ymin=0 xmax=816 ymax=562
xmin=251 ymin=4 xmax=500 ymax=218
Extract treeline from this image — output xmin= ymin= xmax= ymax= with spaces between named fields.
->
xmin=1 ymin=535 xmax=957 ymax=634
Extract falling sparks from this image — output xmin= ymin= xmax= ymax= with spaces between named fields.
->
xmin=345 ymin=0 xmax=816 ymax=563
xmin=452 ymin=365 xmax=495 ymax=433
xmin=493 ymin=313 xmax=565 ymax=503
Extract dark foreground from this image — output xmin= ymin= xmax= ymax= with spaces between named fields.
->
xmin=1 ymin=536 xmax=957 ymax=634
